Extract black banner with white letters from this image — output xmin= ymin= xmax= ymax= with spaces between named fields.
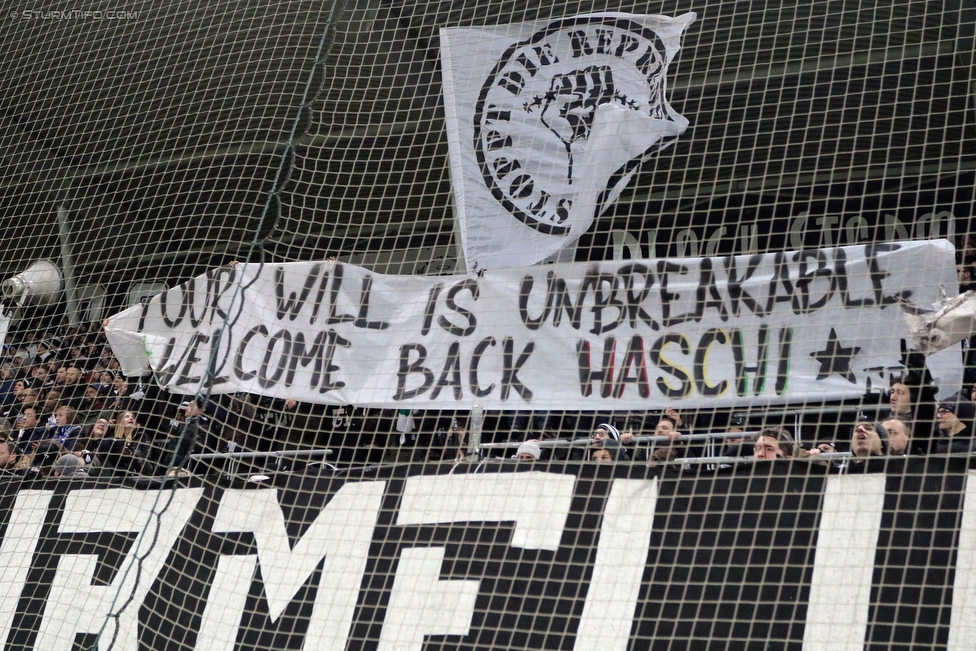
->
xmin=0 ymin=458 xmax=970 ymax=650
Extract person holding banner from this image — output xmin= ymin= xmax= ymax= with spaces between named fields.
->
xmin=161 ymin=397 xmax=203 ymax=475
xmin=620 ymin=407 xmax=693 ymax=462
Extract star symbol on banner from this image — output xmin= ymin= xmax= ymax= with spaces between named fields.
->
xmin=809 ymin=328 xmax=861 ymax=383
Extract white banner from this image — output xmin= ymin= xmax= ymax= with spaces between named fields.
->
xmin=440 ymin=12 xmax=695 ymax=271
xmin=104 ymin=240 xmax=961 ymax=410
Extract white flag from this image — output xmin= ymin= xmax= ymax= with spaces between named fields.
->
xmin=440 ymin=12 xmax=696 ymax=271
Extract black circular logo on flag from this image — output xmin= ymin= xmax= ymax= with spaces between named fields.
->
xmin=474 ymin=17 xmax=674 ymax=236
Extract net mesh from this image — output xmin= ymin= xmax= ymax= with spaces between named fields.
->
xmin=0 ymin=0 xmax=974 ymax=649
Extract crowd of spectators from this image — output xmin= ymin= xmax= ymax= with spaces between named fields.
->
xmin=0 ymin=324 xmax=157 ymax=478
xmin=482 ymin=365 xmax=976 ymax=473
xmin=428 ymin=345 xmax=976 ymax=472
xmin=0 ymin=323 xmax=275 ymax=480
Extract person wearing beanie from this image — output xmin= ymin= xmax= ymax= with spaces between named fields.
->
xmin=593 ymin=422 xmax=634 ymax=461
xmin=849 ymin=419 xmax=889 ymax=459
xmin=52 ymin=453 xmax=85 ymax=478
xmin=592 ymin=423 xmax=620 ymax=442
xmin=935 ymin=393 xmax=976 ymax=454
xmin=516 ymin=440 xmax=541 ymax=461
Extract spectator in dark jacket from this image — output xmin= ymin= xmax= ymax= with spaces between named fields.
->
xmin=886 ymin=368 xmax=938 ymax=454
xmin=73 ymin=415 xmax=111 ymax=464
xmin=590 ymin=438 xmax=622 ymax=463
xmin=849 ymin=419 xmax=889 ymax=459
xmin=0 ymin=364 xmax=16 ymax=406
xmin=752 ymin=427 xmax=795 ymax=460
xmin=94 ymin=410 xmax=143 ymax=476
xmin=10 ymin=407 xmax=43 ymax=448
xmin=0 ymin=440 xmax=20 ymax=474
xmin=934 ymin=394 xmax=976 ymax=454
xmin=881 ymin=417 xmax=911 ymax=456
xmin=160 ymin=396 xmax=203 ymax=475
xmin=60 ymin=366 xmax=87 ymax=410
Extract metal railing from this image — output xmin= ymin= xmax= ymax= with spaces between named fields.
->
xmin=477 ymin=430 xmax=764 ymax=458
xmin=476 ymin=430 xmax=860 ymax=465
xmin=186 ymin=448 xmax=334 ymax=477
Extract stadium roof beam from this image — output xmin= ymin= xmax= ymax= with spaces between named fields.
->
xmin=75 ymin=208 xmax=441 ymax=276
xmin=669 ymin=42 xmax=955 ymax=97
xmin=71 ymin=158 xmax=976 ymax=277
xmin=0 ymin=39 xmax=951 ymax=191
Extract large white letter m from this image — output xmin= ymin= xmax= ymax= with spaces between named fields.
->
xmin=205 ymin=481 xmax=385 ymax=651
